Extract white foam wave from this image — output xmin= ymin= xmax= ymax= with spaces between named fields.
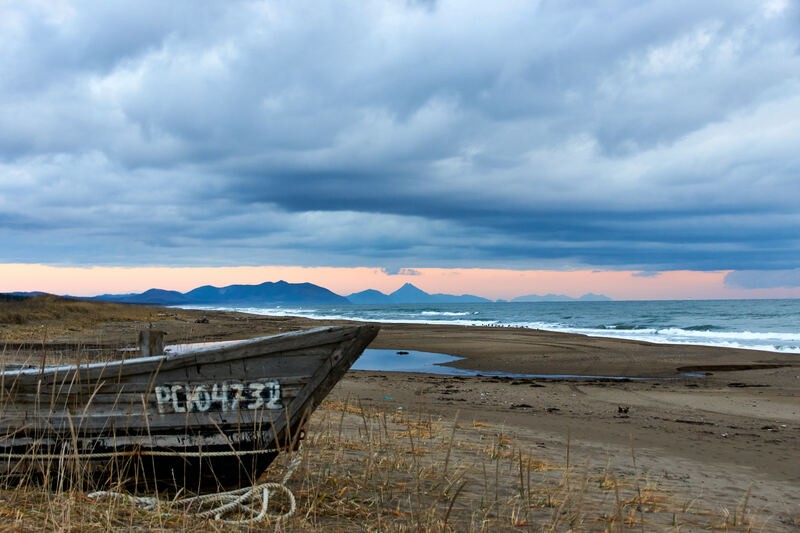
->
xmin=657 ymin=328 xmax=800 ymax=342
xmin=178 ymin=305 xmax=800 ymax=354
xmin=420 ymin=311 xmax=473 ymax=316
xmin=538 ymin=326 xmax=800 ymax=354
xmin=182 ymin=305 xmax=321 ymax=317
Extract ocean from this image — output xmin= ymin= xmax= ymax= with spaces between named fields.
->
xmin=192 ymin=299 xmax=800 ymax=355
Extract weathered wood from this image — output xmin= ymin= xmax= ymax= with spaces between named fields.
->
xmin=7 ymin=326 xmax=363 ymax=385
xmin=0 ymin=324 xmax=379 ymax=490
xmin=138 ymin=329 xmax=166 ymax=357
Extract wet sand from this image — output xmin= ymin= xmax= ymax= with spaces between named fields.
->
xmin=352 ymin=322 xmax=800 ymax=528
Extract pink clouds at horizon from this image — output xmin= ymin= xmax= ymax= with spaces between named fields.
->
xmin=2 ymin=264 xmax=800 ymax=301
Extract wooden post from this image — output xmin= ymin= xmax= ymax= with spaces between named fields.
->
xmin=138 ymin=329 xmax=166 ymax=357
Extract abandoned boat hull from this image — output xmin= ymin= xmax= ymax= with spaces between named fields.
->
xmin=0 ymin=324 xmax=379 ymax=490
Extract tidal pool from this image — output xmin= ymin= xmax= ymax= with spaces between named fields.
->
xmin=163 ymin=343 xmax=672 ymax=380
xmin=353 ymin=349 xmax=655 ymax=380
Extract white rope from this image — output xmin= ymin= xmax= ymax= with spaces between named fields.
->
xmin=87 ymin=451 xmax=303 ymax=524
xmin=88 ymin=481 xmax=296 ymax=524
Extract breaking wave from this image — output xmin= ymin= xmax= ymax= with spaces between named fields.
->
xmin=182 ymin=300 xmax=800 ymax=354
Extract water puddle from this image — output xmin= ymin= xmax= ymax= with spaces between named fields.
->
xmin=353 ymin=349 xmax=470 ymax=375
xmin=354 ymin=349 xmax=662 ymax=380
xmin=163 ymin=343 xmax=685 ymax=381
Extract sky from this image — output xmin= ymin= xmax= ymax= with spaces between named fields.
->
xmin=1 ymin=0 xmax=799 ymax=300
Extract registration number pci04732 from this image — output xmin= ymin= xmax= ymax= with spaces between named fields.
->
xmin=154 ymin=381 xmax=282 ymax=414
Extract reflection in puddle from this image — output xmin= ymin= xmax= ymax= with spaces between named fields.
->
xmin=354 ymin=349 xmax=654 ymax=380
xmin=353 ymin=349 xmax=470 ymax=375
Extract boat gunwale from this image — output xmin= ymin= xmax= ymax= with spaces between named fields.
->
xmin=0 ymin=325 xmax=371 ymax=380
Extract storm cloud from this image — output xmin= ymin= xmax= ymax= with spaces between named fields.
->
xmin=725 ymin=269 xmax=800 ymax=289
xmin=1 ymin=0 xmax=799 ymax=272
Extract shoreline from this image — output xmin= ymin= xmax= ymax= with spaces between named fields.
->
xmin=369 ymin=322 xmax=800 ymax=380
xmin=185 ymin=298 xmax=800 ymax=355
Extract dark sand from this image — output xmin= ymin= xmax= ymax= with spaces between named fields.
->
xmin=343 ymin=322 xmax=800 ymax=530
xmin=3 ymin=306 xmax=799 ymax=529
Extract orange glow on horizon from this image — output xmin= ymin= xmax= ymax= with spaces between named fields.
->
xmin=2 ymin=263 xmax=800 ymax=301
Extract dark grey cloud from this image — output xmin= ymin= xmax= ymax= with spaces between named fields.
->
xmin=381 ymin=267 xmax=421 ymax=276
xmin=632 ymin=271 xmax=662 ymax=278
xmin=1 ymin=0 xmax=799 ymax=273
xmin=725 ymin=269 xmax=800 ymax=289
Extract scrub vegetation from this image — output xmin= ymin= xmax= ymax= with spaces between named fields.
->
xmin=0 ymin=399 xmax=777 ymax=531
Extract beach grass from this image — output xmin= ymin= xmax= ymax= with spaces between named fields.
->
xmin=0 ymin=294 xmax=214 ymax=345
xmin=0 ymin=398 xmax=782 ymax=532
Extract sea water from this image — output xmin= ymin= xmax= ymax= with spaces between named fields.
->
xmin=191 ymin=299 xmax=800 ymax=354
xmin=351 ymin=349 xmax=660 ymax=379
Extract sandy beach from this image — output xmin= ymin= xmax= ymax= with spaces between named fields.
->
xmin=2 ymin=301 xmax=799 ymax=530
xmin=341 ymin=323 xmax=800 ymax=530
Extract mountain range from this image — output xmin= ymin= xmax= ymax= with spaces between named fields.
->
xmin=9 ymin=281 xmax=610 ymax=306
xmin=92 ymin=281 xmax=349 ymax=306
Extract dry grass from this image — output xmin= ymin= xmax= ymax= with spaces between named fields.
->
xmin=0 ymin=294 xmax=158 ymax=326
xmin=0 ymin=295 xmax=185 ymax=343
xmin=0 ymin=294 xmax=334 ymax=350
xmin=1 ymin=399 xmax=789 ymax=532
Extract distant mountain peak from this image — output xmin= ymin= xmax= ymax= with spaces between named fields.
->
xmin=387 ymin=283 xmax=490 ymax=304
xmin=392 ymin=282 xmax=427 ymax=294
xmin=347 ymin=289 xmax=394 ymax=304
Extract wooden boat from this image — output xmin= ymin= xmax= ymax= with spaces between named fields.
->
xmin=0 ymin=324 xmax=379 ymax=491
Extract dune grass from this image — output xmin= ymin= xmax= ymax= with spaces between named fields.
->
xmin=0 ymin=398 xmax=787 ymax=532
xmin=0 ymin=294 xmax=159 ymax=326
xmin=0 ymin=295 xmax=182 ymax=343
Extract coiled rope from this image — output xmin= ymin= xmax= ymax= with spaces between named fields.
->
xmin=87 ymin=451 xmax=301 ymax=524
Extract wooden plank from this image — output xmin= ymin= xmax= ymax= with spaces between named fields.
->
xmin=138 ymin=330 xmax=166 ymax=357
xmin=2 ymin=378 xmax=309 ymax=399
xmin=3 ymin=407 xmax=291 ymax=434
xmin=2 ymin=387 xmax=303 ymax=411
